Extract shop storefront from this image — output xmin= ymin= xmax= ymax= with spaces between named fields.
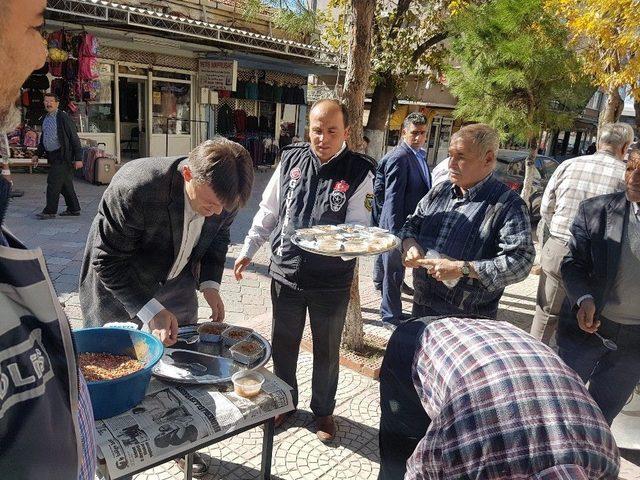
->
xmin=385 ymin=103 xmax=456 ymax=166
xmin=205 ymin=68 xmax=307 ymax=168
xmin=11 ymin=29 xmax=309 ymax=168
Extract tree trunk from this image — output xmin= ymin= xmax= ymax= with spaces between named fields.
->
xmin=520 ymin=134 xmax=539 ymax=206
xmin=599 ymin=86 xmax=624 ymax=134
xmin=340 ymin=0 xmax=375 ymax=351
xmin=364 ymin=72 xmax=395 ymax=160
xmin=342 ymin=263 xmax=364 ymax=351
xmin=635 ymin=98 xmax=640 ymax=137
xmin=341 ymin=0 xmax=375 ymax=153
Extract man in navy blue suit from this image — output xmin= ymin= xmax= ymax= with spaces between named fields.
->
xmin=373 ymin=112 xmax=432 ymax=328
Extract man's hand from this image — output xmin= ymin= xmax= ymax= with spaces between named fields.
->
xmin=402 ymin=239 xmax=425 ymax=268
xmin=234 ymin=256 xmax=251 ymax=281
xmin=74 ymin=161 xmax=83 ymax=170
xmin=417 ymin=258 xmax=463 ymax=282
xmin=31 ymin=155 xmax=39 ymax=166
xmin=577 ymin=298 xmax=599 ymax=333
xmin=203 ymin=288 xmax=225 ymax=322
xmin=148 ymin=309 xmax=179 ymax=346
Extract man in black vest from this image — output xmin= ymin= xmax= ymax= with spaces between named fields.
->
xmin=234 ymin=99 xmax=375 ymax=442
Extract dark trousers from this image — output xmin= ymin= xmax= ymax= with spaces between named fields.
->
xmin=378 ymin=249 xmax=406 ymax=323
xmin=270 ymin=280 xmax=349 ymax=417
xmin=373 ymin=254 xmax=383 ymax=289
xmin=379 ymin=318 xmax=432 ymax=480
xmin=557 ymin=315 xmax=640 ymax=425
xmin=44 ymin=149 xmax=80 ymax=214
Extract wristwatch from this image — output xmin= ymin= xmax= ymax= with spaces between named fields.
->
xmin=460 ymin=261 xmax=471 ymax=277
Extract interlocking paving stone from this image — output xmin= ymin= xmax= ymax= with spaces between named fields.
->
xmin=5 ymin=172 xmax=640 ymax=480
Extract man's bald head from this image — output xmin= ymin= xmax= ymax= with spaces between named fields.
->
xmin=309 ymin=99 xmax=349 ymax=128
xmin=308 ymin=99 xmax=350 ymax=163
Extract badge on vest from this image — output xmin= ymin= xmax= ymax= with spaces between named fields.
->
xmin=290 ymin=167 xmax=302 ymax=180
xmin=364 ymin=193 xmax=373 ymax=212
xmin=330 ymin=180 xmax=349 ymax=212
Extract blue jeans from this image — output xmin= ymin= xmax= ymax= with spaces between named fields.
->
xmin=557 ymin=315 xmax=640 ymax=425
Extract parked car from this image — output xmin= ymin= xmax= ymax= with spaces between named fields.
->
xmin=493 ymin=149 xmax=560 ymax=221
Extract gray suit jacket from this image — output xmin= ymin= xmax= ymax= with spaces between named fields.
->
xmin=79 ymin=156 xmax=236 ymax=326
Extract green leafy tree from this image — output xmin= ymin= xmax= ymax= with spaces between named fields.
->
xmin=245 ymin=0 xmax=464 ymax=159
xmin=445 ymin=0 xmax=591 ymax=202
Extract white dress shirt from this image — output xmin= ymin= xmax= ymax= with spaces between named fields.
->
xmin=239 ymin=143 xmax=374 ymax=260
xmin=137 ymin=188 xmax=219 ymax=325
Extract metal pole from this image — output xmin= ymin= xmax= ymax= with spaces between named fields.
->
xmin=183 ymin=452 xmax=193 ymax=480
xmin=260 ymin=418 xmax=275 ymax=480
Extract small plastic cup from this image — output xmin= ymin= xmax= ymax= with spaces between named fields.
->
xmin=231 ymin=371 xmax=265 ymax=398
xmin=425 ymin=249 xmax=458 ymax=289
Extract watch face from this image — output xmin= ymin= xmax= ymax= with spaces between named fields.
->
xmin=461 ymin=264 xmax=470 ymax=275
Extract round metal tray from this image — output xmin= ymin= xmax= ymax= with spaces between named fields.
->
xmin=152 ymin=330 xmax=272 ymax=385
xmin=291 ymin=227 xmax=400 ymax=257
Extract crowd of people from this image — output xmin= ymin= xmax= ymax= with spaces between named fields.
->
xmin=0 ymin=1 xmax=638 ymax=479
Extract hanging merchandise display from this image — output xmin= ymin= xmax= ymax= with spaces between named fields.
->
xmin=212 ymin=68 xmax=306 ymax=168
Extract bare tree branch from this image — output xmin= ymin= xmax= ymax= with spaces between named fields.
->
xmin=411 ymin=31 xmax=448 ymax=63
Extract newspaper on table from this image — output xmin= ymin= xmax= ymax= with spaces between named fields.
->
xmin=95 ymin=369 xmax=293 ymax=479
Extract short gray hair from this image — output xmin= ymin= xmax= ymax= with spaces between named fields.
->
xmin=598 ymin=122 xmax=634 ymax=150
xmin=402 ymin=112 xmax=427 ymax=131
xmin=451 ymin=124 xmax=500 ymax=158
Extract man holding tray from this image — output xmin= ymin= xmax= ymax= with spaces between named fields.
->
xmin=234 ymin=99 xmax=375 ymax=442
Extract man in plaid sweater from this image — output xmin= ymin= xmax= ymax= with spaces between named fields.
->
xmin=379 ymin=317 xmax=619 ymax=480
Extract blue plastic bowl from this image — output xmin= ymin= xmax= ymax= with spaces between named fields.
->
xmin=73 ymin=327 xmax=164 ymax=420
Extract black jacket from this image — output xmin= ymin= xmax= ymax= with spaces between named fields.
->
xmin=79 ymin=157 xmax=236 ymax=326
xmin=560 ymin=191 xmax=628 ymax=320
xmin=36 ymin=109 xmax=82 ymax=163
xmin=269 ymin=143 xmax=375 ymax=291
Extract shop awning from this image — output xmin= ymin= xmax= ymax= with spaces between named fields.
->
xmin=46 ymin=0 xmax=339 ymax=65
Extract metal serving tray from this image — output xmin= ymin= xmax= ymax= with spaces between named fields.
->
xmin=290 ymin=224 xmax=400 ymax=257
xmin=152 ymin=327 xmax=271 ymax=385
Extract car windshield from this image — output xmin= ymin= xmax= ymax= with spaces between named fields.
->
xmin=496 ymin=159 xmax=525 ymax=177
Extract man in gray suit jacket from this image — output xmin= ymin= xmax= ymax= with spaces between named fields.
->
xmin=80 ymin=138 xmax=254 ymax=347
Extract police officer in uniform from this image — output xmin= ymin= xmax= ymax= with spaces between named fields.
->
xmin=235 ymin=99 xmax=375 ymax=442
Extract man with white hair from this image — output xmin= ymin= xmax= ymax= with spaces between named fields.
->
xmin=530 ymin=122 xmax=633 ymax=344
xmin=401 ymin=124 xmax=535 ymax=318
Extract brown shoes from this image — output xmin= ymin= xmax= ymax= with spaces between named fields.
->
xmin=315 ymin=415 xmax=336 ymax=442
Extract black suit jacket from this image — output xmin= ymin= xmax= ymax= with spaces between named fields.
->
xmin=561 ymin=191 xmax=628 ymax=319
xmin=79 ymin=156 xmax=236 ymax=326
xmin=36 ymin=109 xmax=82 ymax=163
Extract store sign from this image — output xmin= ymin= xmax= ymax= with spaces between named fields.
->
xmin=198 ymin=59 xmax=238 ymax=91
xmin=306 ymin=84 xmax=335 ymax=103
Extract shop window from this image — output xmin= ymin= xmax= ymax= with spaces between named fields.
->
xmin=153 ymin=70 xmax=191 ymax=81
xmin=76 ymin=79 xmax=115 ymax=133
xmin=152 ymin=80 xmax=191 ymax=135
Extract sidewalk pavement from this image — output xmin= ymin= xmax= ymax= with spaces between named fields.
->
xmin=6 ymin=170 xmax=640 ymax=479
